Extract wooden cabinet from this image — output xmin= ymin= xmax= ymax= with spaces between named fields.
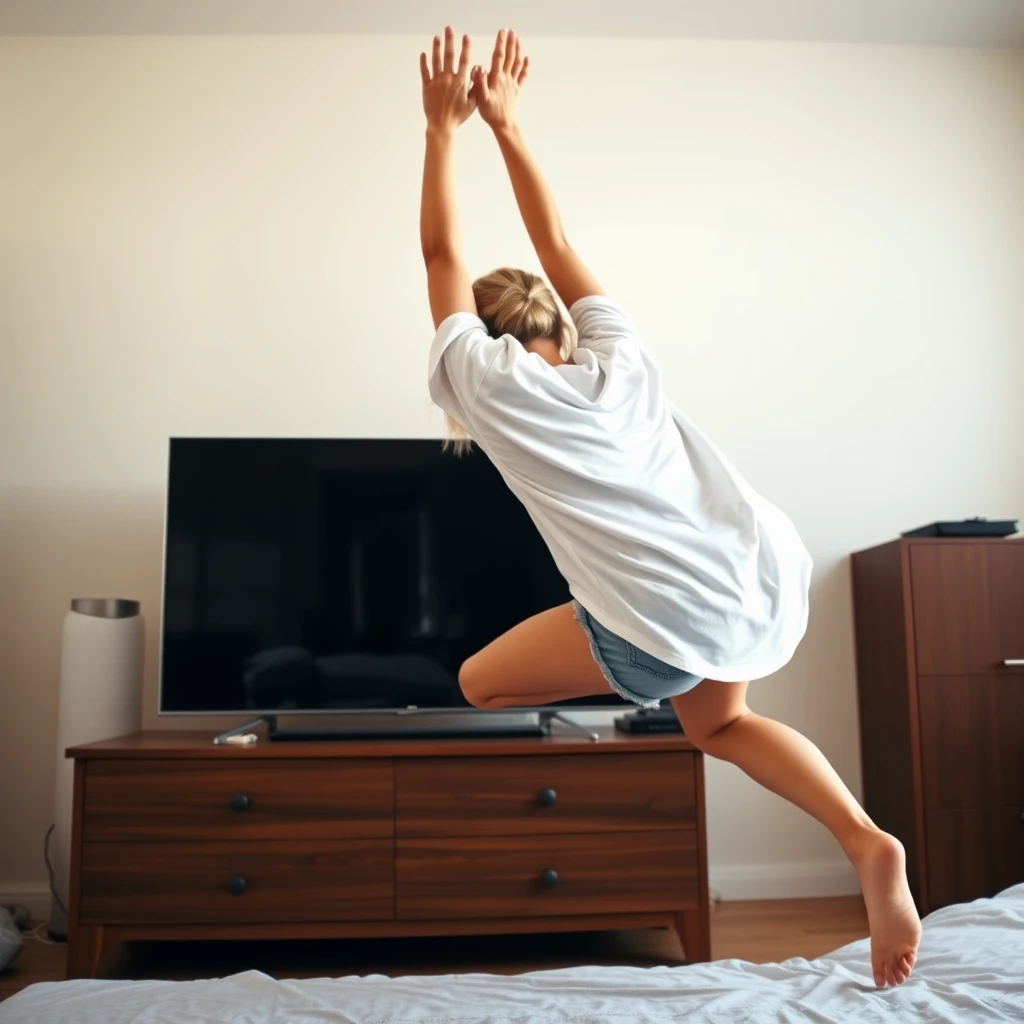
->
xmin=394 ymin=753 xmax=696 ymax=835
xmin=82 ymin=760 xmax=395 ymax=840
xmin=917 ymin=676 xmax=1024 ymax=807
xmin=909 ymin=544 xmax=1024 ymax=676
xmin=66 ymin=729 xmax=709 ymax=978
xmin=395 ymin=831 xmax=699 ymax=920
xmin=79 ymin=839 xmax=394 ymax=924
xmin=851 ymin=539 xmax=1024 ymax=913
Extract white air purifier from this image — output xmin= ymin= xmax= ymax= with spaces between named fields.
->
xmin=50 ymin=598 xmax=144 ymax=938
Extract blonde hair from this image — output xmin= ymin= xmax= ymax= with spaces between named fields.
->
xmin=445 ymin=268 xmax=576 ymax=455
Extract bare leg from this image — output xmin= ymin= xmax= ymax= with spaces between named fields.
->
xmin=458 ymin=602 xmax=613 ymax=708
xmin=670 ymin=682 xmax=921 ymax=988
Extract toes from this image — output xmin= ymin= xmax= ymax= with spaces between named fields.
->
xmin=872 ymin=960 xmax=886 ymax=987
xmin=873 ymin=951 xmax=917 ymax=987
xmin=889 ymin=953 xmax=917 ymax=985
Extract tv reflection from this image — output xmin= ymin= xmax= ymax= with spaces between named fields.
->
xmin=239 ymin=514 xmax=470 ymax=710
xmin=234 ymin=503 xmax=481 ymax=712
xmin=240 ymin=645 xmax=465 ymax=710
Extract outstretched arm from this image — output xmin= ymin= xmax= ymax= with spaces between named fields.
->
xmin=472 ymin=30 xmax=603 ymax=310
xmin=420 ymin=27 xmax=478 ymax=329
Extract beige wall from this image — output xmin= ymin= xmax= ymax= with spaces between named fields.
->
xmin=2 ymin=36 xmax=1023 ymax=908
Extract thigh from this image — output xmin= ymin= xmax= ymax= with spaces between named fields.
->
xmin=460 ymin=602 xmax=613 ymax=702
xmin=669 ymin=679 xmax=750 ymax=745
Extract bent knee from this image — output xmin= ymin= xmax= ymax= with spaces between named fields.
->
xmin=685 ymin=710 xmax=751 ymax=754
xmin=458 ymin=656 xmax=495 ymax=709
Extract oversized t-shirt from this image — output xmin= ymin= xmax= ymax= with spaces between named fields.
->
xmin=427 ymin=296 xmax=812 ymax=682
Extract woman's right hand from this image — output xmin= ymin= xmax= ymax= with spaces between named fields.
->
xmin=471 ymin=29 xmax=529 ymax=132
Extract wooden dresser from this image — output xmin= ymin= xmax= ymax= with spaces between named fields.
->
xmin=851 ymin=538 xmax=1024 ymax=913
xmin=65 ymin=728 xmax=709 ymax=978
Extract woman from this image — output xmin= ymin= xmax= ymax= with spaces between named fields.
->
xmin=418 ymin=26 xmax=921 ymax=988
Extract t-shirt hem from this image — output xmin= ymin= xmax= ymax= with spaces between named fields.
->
xmin=569 ymin=590 xmax=797 ymax=683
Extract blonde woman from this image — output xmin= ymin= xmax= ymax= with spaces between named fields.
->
xmin=419 ymin=26 xmax=921 ymax=988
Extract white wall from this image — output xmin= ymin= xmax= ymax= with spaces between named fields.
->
xmin=2 ymin=35 xmax=1023 ymax=911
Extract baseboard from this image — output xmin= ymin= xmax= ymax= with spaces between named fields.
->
xmin=0 ymin=884 xmax=52 ymax=925
xmin=710 ymin=861 xmax=861 ymax=901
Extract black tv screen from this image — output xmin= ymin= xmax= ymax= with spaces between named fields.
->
xmin=160 ymin=438 xmax=634 ymax=713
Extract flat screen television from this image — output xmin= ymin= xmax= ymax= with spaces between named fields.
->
xmin=160 ymin=438 xmax=640 ymax=726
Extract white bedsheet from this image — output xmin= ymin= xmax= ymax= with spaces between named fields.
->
xmin=3 ymin=884 xmax=1022 ymax=1024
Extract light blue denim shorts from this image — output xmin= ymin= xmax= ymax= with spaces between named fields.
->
xmin=572 ymin=600 xmax=704 ymax=709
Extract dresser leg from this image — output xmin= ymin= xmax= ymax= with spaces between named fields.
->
xmin=67 ymin=924 xmax=104 ymax=979
xmin=675 ymin=908 xmax=711 ymax=964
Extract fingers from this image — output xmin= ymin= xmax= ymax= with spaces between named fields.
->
xmin=504 ymin=30 xmax=517 ymax=72
xmin=419 ymin=51 xmax=430 ymax=86
xmin=443 ymin=25 xmax=455 ymax=73
xmin=490 ymin=28 xmax=506 ymax=78
xmin=431 ymin=33 xmax=442 ymax=77
xmin=510 ymin=35 xmax=523 ymax=79
xmin=457 ymin=33 xmax=471 ymax=78
xmin=471 ymin=64 xmax=488 ymax=100
xmin=518 ymin=55 xmax=529 ymax=86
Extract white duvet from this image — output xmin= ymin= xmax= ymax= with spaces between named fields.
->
xmin=3 ymin=884 xmax=1022 ymax=1024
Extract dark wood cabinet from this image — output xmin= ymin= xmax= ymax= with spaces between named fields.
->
xmin=924 ymin=808 xmax=1024 ymax=910
xmin=909 ymin=544 xmax=1024 ymax=676
xmin=395 ymin=830 xmax=699 ymax=921
xmin=851 ymin=539 xmax=1024 ymax=913
xmin=66 ymin=729 xmax=709 ymax=978
xmin=80 ymin=839 xmax=395 ymax=924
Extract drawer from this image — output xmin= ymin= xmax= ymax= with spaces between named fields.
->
xmin=83 ymin=760 xmax=394 ymax=841
xmin=911 ymin=544 xmax=1024 ymax=675
xmin=396 ymin=753 xmax=696 ymax=837
xmin=79 ymin=839 xmax=393 ymax=924
xmin=918 ymin=676 xmax=1024 ymax=808
xmin=396 ymin=830 xmax=698 ymax=920
xmin=925 ymin=808 xmax=1024 ymax=909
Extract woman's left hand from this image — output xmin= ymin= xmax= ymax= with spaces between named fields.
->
xmin=420 ymin=27 xmax=475 ymax=133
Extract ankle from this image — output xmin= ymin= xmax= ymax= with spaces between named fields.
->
xmin=841 ymin=822 xmax=885 ymax=864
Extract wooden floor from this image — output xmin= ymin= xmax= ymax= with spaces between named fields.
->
xmin=0 ymin=897 xmax=868 ymax=1002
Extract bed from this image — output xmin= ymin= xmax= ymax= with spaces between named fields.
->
xmin=2 ymin=883 xmax=1021 ymax=1023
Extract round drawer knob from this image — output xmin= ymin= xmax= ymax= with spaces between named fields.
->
xmin=541 ymin=869 xmax=559 ymax=889
xmin=229 ymin=793 xmax=250 ymax=812
xmin=226 ymin=875 xmax=248 ymax=896
xmin=538 ymin=788 xmax=557 ymax=807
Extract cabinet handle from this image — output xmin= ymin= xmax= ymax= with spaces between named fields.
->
xmin=540 ymin=869 xmax=559 ymax=889
xmin=1002 ymin=659 xmax=1024 ymax=667
xmin=538 ymin=788 xmax=557 ymax=807
xmin=229 ymin=793 xmax=250 ymax=812
xmin=226 ymin=875 xmax=248 ymax=896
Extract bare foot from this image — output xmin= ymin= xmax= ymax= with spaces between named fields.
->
xmin=852 ymin=830 xmax=922 ymax=987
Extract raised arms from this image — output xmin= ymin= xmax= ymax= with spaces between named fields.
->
xmin=419 ymin=28 xmax=477 ymax=329
xmin=472 ymin=30 xmax=603 ymax=310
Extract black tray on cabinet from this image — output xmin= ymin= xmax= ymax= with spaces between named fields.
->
xmin=902 ymin=518 xmax=1018 ymax=538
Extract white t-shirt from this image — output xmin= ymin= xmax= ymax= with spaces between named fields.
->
xmin=427 ymin=296 xmax=812 ymax=682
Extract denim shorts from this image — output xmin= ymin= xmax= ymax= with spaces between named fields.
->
xmin=572 ymin=600 xmax=704 ymax=709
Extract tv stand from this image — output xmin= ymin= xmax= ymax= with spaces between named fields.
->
xmin=64 ymin=728 xmax=709 ymax=978
xmin=213 ymin=710 xmax=600 ymax=744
